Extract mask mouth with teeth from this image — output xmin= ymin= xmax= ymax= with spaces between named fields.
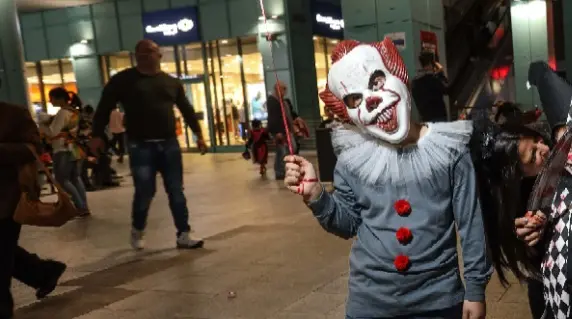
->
xmin=319 ymin=38 xmax=411 ymax=144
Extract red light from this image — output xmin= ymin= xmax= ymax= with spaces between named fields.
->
xmin=490 ymin=66 xmax=510 ymax=80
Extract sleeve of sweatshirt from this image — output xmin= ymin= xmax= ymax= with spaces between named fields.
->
xmin=452 ymin=151 xmax=493 ymax=302
xmin=306 ymin=165 xmax=362 ymax=239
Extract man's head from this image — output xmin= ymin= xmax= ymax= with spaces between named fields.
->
xmin=274 ymin=81 xmax=287 ymax=98
xmin=419 ymin=50 xmax=436 ymax=70
xmin=135 ymin=39 xmax=162 ymax=72
xmin=319 ymin=38 xmax=411 ymax=144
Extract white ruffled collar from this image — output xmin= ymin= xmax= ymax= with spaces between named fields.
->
xmin=331 ymin=121 xmax=474 ymax=186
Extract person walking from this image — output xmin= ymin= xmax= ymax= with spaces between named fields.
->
xmin=266 ymin=81 xmax=297 ymax=180
xmin=41 ymin=88 xmax=90 ymax=217
xmin=90 ymin=39 xmax=207 ymax=250
xmin=0 ymin=101 xmax=67 ymax=319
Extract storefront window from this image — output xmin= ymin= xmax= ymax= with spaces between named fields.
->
xmin=314 ymin=36 xmax=339 ymax=118
xmin=40 ymin=60 xmax=63 ymax=115
xmin=241 ymin=36 xmax=266 ymax=126
xmin=207 ymin=39 xmax=244 ymax=146
xmin=179 ymin=43 xmax=211 ymax=148
xmin=108 ymin=52 xmax=132 ymax=77
xmin=25 ymin=62 xmax=42 ymax=106
xmin=61 ymin=59 xmax=78 ymax=94
xmin=160 ymin=47 xmax=178 ymax=77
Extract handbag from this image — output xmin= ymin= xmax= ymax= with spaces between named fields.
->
xmin=13 ymin=145 xmax=79 ymax=227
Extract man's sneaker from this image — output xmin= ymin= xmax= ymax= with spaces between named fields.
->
xmin=176 ymin=232 xmax=204 ymax=249
xmin=130 ymin=229 xmax=145 ymax=250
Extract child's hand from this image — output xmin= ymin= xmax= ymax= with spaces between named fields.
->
xmin=462 ymin=300 xmax=485 ymax=319
xmin=284 ymin=155 xmax=321 ymax=201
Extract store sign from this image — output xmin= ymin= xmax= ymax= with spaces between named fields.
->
xmin=142 ymin=7 xmax=200 ymax=46
xmin=311 ymin=2 xmax=344 ymax=39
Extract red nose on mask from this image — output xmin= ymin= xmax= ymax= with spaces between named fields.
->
xmin=366 ymin=96 xmax=382 ymax=112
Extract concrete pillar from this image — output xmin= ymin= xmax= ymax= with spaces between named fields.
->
xmin=510 ymin=0 xmax=555 ymax=110
xmin=71 ymin=56 xmax=104 ymax=108
xmin=0 ymin=0 xmax=32 ymax=109
xmin=341 ymin=0 xmax=447 ymax=121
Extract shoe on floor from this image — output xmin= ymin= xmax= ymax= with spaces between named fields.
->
xmin=77 ymin=209 xmax=91 ymax=218
xmin=36 ymin=260 xmax=67 ymax=300
xmin=130 ymin=229 xmax=145 ymax=250
xmin=176 ymin=232 xmax=204 ymax=249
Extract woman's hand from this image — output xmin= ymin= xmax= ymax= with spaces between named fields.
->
xmin=514 ymin=211 xmax=547 ymax=246
xmin=284 ymin=155 xmax=321 ymax=201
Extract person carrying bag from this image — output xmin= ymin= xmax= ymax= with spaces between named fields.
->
xmin=13 ymin=145 xmax=78 ymax=227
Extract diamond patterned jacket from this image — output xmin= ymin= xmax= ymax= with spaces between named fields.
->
xmin=543 ymin=173 xmax=572 ymax=319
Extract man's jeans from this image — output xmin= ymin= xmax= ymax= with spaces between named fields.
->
xmin=345 ymin=303 xmax=463 ymax=319
xmin=128 ymin=138 xmax=191 ymax=235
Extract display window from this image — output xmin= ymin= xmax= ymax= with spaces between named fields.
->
xmin=205 ymin=36 xmax=265 ymax=147
xmin=108 ymin=52 xmax=133 ymax=77
xmin=25 ymin=59 xmax=78 ymax=115
xmin=313 ymin=36 xmax=339 ymax=118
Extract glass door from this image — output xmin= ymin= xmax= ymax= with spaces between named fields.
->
xmin=179 ymin=75 xmax=211 ymax=149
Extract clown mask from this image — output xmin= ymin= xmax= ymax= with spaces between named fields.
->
xmin=322 ymin=39 xmax=411 ymax=144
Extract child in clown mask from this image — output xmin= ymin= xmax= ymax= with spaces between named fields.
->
xmin=284 ymin=38 xmax=492 ymax=319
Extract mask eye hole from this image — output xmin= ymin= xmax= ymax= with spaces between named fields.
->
xmin=343 ymin=93 xmax=363 ymax=109
xmin=368 ymin=70 xmax=386 ymax=91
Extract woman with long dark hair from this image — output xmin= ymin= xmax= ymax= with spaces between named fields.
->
xmin=470 ymin=105 xmax=550 ymax=318
xmin=40 ymin=87 xmax=90 ymax=217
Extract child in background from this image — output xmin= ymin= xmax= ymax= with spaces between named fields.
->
xmin=245 ymin=119 xmax=270 ymax=176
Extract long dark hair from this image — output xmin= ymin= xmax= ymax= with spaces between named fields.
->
xmin=48 ymin=87 xmax=83 ymax=110
xmin=470 ymin=109 xmax=544 ymax=286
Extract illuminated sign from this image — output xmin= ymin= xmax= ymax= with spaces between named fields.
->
xmin=311 ymin=2 xmax=344 ymax=39
xmin=315 ymin=14 xmax=344 ymax=31
xmin=145 ymin=18 xmax=195 ymax=36
xmin=142 ymin=7 xmax=200 ymax=45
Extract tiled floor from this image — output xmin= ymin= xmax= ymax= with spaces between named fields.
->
xmin=12 ymin=153 xmax=532 ymax=319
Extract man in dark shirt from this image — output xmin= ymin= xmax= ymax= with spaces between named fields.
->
xmin=90 ymin=39 xmax=206 ymax=251
xmin=411 ymin=51 xmax=449 ymax=122
xmin=266 ymin=81 xmax=297 ymax=180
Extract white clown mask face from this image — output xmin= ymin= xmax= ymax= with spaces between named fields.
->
xmin=327 ymin=45 xmax=411 ymax=144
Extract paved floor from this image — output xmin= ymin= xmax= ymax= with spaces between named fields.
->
xmin=12 ymin=153 xmax=533 ymax=319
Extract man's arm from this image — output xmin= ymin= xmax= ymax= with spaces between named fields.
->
xmin=175 ymin=84 xmax=203 ymax=139
xmin=0 ymin=106 xmax=41 ymax=166
xmin=434 ymin=69 xmax=449 ymax=94
xmin=92 ymin=76 xmax=121 ymax=139
xmin=452 ymin=152 xmax=493 ymax=301
xmin=306 ymin=165 xmax=362 ymax=239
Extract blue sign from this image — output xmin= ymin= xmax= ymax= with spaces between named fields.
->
xmin=142 ymin=7 xmax=200 ymax=46
xmin=311 ymin=1 xmax=344 ymax=39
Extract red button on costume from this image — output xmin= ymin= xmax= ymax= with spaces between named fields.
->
xmin=394 ymin=199 xmax=411 ymax=216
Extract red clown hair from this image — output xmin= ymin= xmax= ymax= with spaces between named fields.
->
xmin=319 ymin=37 xmax=409 ymax=123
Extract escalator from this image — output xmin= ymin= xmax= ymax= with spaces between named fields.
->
xmin=446 ymin=0 xmax=512 ymax=118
